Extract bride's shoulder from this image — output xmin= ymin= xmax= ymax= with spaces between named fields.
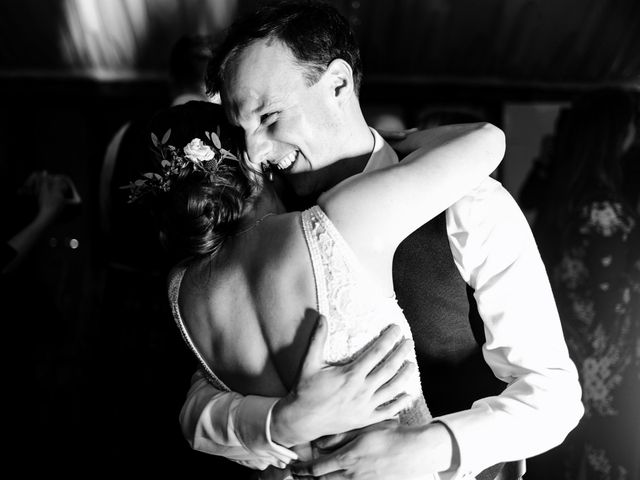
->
xmin=256 ymin=211 xmax=311 ymax=276
xmin=260 ymin=211 xmax=307 ymax=248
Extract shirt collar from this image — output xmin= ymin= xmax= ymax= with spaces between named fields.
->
xmin=364 ymin=127 xmax=399 ymax=172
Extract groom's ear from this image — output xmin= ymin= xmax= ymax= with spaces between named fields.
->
xmin=324 ymin=58 xmax=354 ymax=103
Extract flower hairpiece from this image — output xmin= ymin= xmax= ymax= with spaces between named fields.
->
xmin=121 ymin=128 xmax=239 ymax=203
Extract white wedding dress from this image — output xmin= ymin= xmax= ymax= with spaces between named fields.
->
xmin=168 ymin=205 xmax=432 ymax=478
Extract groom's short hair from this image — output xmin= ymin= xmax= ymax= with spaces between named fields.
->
xmin=206 ymin=1 xmax=362 ymax=96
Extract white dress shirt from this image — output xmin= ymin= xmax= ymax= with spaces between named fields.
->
xmin=178 ymin=129 xmax=583 ymax=478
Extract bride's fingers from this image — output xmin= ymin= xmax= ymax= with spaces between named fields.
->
xmin=366 ymin=337 xmax=412 ymax=387
xmin=372 ymin=360 xmax=417 ymax=405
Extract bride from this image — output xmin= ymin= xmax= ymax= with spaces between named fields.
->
xmin=126 ymin=100 xmax=504 ymax=479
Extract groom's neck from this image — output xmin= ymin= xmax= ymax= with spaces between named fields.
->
xmin=284 ymin=121 xmax=374 ymax=209
xmin=280 ymin=153 xmax=370 ymax=210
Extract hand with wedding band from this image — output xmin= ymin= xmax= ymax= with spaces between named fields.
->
xmin=269 ymin=314 xmax=416 ymax=447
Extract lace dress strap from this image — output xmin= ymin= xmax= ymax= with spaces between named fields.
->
xmin=300 ymin=205 xmax=366 ymax=362
xmin=167 ymin=265 xmax=230 ymax=391
xmin=301 ymin=206 xmax=329 ymax=315
xmin=301 ymin=205 xmax=398 ymax=362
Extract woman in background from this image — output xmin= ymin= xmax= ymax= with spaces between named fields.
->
xmin=535 ymin=89 xmax=639 ymax=480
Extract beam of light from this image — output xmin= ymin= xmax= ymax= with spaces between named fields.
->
xmin=58 ymin=0 xmax=237 ymax=78
xmin=60 ymin=0 xmax=149 ymax=75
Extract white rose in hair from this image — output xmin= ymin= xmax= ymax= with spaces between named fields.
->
xmin=184 ymin=138 xmax=215 ymax=163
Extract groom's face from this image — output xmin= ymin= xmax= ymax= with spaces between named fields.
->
xmin=222 ymin=39 xmax=342 ymax=176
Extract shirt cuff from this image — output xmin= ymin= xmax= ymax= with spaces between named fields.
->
xmin=425 ymin=420 xmax=473 ymax=480
xmin=235 ymin=395 xmax=298 ymax=463
xmin=435 ymin=405 xmax=497 ymax=480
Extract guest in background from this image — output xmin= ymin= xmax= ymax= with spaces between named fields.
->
xmin=621 ymin=122 xmax=640 ymax=216
xmin=532 ymin=88 xmax=639 ymax=480
xmin=2 ymin=170 xmax=79 ymax=274
xmin=0 ymin=167 xmax=81 ymax=469
xmin=100 ymin=33 xmax=216 ymax=255
xmin=167 ymin=34 xmax=220 ymax=106
xmin=92 ymin=34 xmax=222 ymax=471
xmin=518 ymin=108 xmax=570 ymax=222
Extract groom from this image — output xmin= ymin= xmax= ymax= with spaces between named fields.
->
xmin=178 ymin=2 xmax=583 ymax=479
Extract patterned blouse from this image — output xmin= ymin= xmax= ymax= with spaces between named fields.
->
xmin=548 ymin=197 xmax=640 ymax=480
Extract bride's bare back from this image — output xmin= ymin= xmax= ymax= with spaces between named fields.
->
xmin=178 ymin=210 xmax=317 ymax=397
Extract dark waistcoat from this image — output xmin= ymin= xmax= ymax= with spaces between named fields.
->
xmin=393 ymin=212 xmax=522 ymax=480
xmin=392 ymin=211 xmax=506 ymax=417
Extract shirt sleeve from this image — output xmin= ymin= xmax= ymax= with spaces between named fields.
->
xmin=179 ymin=370 xmax=298 ymax=469
xmin=437 ymin=177 xmax=584 ymax=479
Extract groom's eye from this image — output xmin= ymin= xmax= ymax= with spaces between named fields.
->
xmin=260 ymin=111 xmax=280 ymax=125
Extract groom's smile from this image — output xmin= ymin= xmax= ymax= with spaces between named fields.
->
xmin=270 ymin=150 xmax=300 ymax=171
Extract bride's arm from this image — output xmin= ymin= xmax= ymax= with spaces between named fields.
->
xmin=319 ymin=123 xmax=505 ymax=259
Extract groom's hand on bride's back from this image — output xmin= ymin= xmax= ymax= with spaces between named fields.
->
xmin=270 ymin=314 xmax=416 ymax=447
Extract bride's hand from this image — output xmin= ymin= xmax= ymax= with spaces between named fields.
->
xmin=270 ymin=315 xmax=416 ymax=447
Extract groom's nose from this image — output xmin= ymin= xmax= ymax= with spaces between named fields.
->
xmin=245 ymin=131 xmax=271 ymax=166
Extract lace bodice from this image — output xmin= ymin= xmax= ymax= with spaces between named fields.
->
xmin=167 ymin=205 xmax=431 ymax=425
xmin=301 ymin=206 xmax=431 ymax=425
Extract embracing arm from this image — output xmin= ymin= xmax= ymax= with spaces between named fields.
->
xmin=179 ymin=369 xmax=296 ymax=469
xmin=438 ymin=178 xmax=584 ymax=477
xmin=180 ymin=315 xmax=413 ymax=468
xmin=319 ymin=123 xmax=505 ymax=259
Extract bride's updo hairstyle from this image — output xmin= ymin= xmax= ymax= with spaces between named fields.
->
xmin=140 ymin=101 xmax=259 ymax=261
